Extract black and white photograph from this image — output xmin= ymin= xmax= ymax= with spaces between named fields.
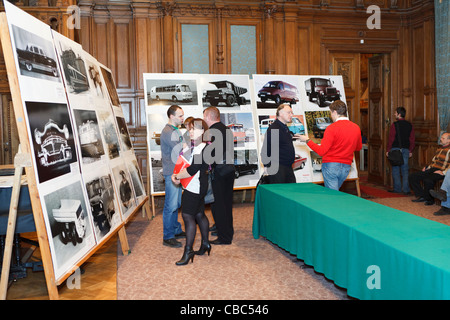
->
xmin=97 ymin=109 xmax=121 ymax=159
xmin=146 ymin=79 xmax=198 ymax=106
xmin=116 ymin=116 xmax=133 ymax=152
xmin=111 ymin=162 xmax=136 ymax=220
xmin=53 ymin=32 xmax=90 ymax=95
xmin=198 ymin=74 xmax=253 ymax=111
xmin=25 ymin=101 xmax=78 ymax=184
xmin=100 ymin=66 xmax=121 ymax=107
xmin=41 ymin=178 xmax=95 ymax=280
xmin=126 ymin=155 xmax=146 ymax=199
xmin=73 ymin=109 xmax=105 ymax=164
xmin=11 ymin=24 xmax=60 ymax=81
xmin=83 ymin=167 xmax=122 ymax=241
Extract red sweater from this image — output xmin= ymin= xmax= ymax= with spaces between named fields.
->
xmin=307 ymin=119 xmax=362 ymax=165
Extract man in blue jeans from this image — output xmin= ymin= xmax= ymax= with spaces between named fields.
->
xmin=430 ymin=174 xmax=450 ymax=216
xmin=160 ymin=105 xmax=185 ymax=247
xmin=386 ymin=107 xmax=415 ymax=194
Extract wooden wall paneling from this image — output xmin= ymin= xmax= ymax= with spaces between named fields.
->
xmin=162 ymin=4 xmax=175 ymax=73
xmin=284 ymin=9 xmax=298 ymax=74
xmin=297 ymin=22 xmax=312 ymax=75
xmin=263 ymin=5 xmax=275 ymax=74
xmin=92 ymin=14 xmax=109 ymax=67
xmin=272 ymin=8 xmax=285 ymax=75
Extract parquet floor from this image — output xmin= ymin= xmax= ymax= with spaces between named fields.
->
xmin=5 ymin=232 xmax=118 ymax=300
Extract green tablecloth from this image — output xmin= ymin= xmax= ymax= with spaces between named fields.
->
xmin=252 ymin=183 xmax=450 ymax=300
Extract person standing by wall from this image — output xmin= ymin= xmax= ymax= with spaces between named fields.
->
xmin=298 ymin=100 xmax=362 ymax=191
xmin=260 ymin=103 xmax=296 ymax=184
xmin=160 ymin=105 xmax=185 ymax=248
xmin=386 ymin=107 xmax=415 ymax=194
xmin=203 ymin=106 xmax=235 ymax=245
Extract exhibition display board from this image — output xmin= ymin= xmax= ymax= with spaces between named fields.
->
xmin=253 ymin=183 xmax=450 ymax=300
xmin=0 ymin=1 xmax=149 ymax=299
xmin=144 ymin=72 xmax=359 ymax=197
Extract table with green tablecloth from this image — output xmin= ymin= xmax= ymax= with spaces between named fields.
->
xmin=252 ymin=183 xmax=450 ymax=300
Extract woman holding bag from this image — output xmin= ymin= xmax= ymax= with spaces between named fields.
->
xmin=171 ymin=118 xmax=212 ymax=265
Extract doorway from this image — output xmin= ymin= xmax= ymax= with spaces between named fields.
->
xmin=328 ymin=51 xmax=392 ymax=186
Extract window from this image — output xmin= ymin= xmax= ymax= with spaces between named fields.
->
xmin=181 ymin=24 xmax=209 ymax=74
xmin=230 ymin=25 xmax=256 ymax=75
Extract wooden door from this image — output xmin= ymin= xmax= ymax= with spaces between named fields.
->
xmin=328 ymin=52 xmax=360 ymax=125
xmin=368 ymin=54 xmax=391 ymax=185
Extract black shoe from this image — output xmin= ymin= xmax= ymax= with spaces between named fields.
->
xmin=434 ymin=206 xmax=450 ymax=216
xmin=195 ymin=241 xmax=212 ymax=256
xmin=211 ymin=231 xmax=218 ymax=236
xmin=209 ymin=224 xmax=216 ymax=232
xmin=412 ymin=197 xmax=426 ymax=202
xmin=430 ymin=189 xmax=447 ymax=202
xmin=176 ymin=247 xmax=195 ymax=266
xmin=388 ymin=189 xmax=400 ymax=193
xmin=163 ymin=238 xmax=182 ymax=248
xmin=175 ymin=231 xmax=186 ymax=239
xmin=424 ymin=200 xmax=434 ymax=206
xmin=403 ymin=191 xmax=412 ymax=196
xmin=210 ymin=238 xmax=231 ymax=245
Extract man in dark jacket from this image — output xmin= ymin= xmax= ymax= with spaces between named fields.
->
xmin=203 ymin=106 xmax=235 ymax=245
xmin=261 ymin=103 xmax=296 ymax=184
xmin=386 ymin=106 xmax=415 ymax=194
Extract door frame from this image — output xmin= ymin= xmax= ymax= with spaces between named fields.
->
xmin=323 ymin=44 xmax=399 ymax=186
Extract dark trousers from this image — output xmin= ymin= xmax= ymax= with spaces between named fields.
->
xmin=211 ymin=171 xmax=235 ymax=243
xmin=268 ymin=164 xmax=296 ymax=184
xmin=409 ymin=168 xmax=445 ymax=200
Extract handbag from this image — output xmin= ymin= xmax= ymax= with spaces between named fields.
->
xmin=388 ymin=122 xmax=404 ymax=166
xmin=388 ymin=149 xmax=404 ymax=166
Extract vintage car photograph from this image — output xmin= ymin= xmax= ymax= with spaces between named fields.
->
xmin=305 ymin=77 xmax=341 ymax=107
xmin=25 ymin=101 xmax=77 ymax=183
xmin=11 ymin=24 xmax=60 ymax=80
xmin=292 ymin=154 xmax=307 ymax=171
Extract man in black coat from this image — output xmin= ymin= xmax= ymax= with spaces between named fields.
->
xmin=203 ymin=106 xmax=235 ymax=245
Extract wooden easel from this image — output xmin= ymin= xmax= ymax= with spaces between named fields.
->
xmin=0 ymin=147 xmax=31 ymax=300
xmin=0 ymin=10 xmax=151 ymax=300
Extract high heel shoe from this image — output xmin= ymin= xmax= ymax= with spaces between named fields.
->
xmin=195 ymin=241 xmax=211 ymax=256
xmin=176 ymin=246 xmax=195 ymax=266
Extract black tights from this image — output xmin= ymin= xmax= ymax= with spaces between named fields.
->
xmin=182 ymin=211 xmax=209 ymax=249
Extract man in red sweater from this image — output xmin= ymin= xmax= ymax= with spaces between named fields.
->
xmin=298 ymin=100 xmax=362 ymax=190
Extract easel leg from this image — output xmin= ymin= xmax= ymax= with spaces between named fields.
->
xmin=117 ymin=227 xmax=130 ymax=256
xmin=151 ymin=195 xmax=156 ymax=218
xmin=355 ymin=178 xmax=361 ymax=197
xmin=0 ymin=166 xmax=22 ymax=300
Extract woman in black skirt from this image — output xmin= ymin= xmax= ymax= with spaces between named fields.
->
xmin=171 ymin=118 xmax=211 ymax=265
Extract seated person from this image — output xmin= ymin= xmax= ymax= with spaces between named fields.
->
xmin=409 ymin=133 xmax=450 ymax=205
xmin=430 ymin=173 xmax=450 ymax=216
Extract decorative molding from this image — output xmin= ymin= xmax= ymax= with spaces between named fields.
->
xmin=264 ymin=5 xmax=277 ymax=19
